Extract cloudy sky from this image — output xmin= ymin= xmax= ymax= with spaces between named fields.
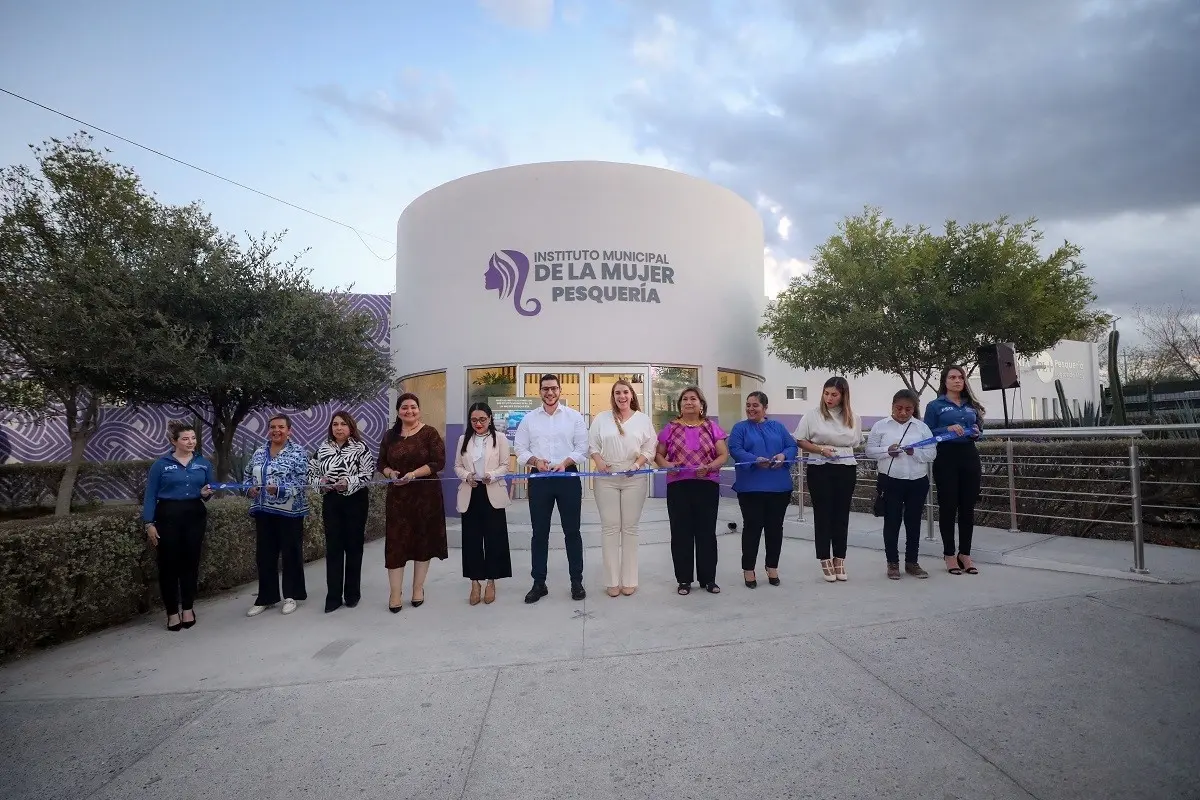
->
xmin=2 ymin=0 xmax=1197 ymax=322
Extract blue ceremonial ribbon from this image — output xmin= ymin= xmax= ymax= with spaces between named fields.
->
xmin=200 ymin=429 xmax=975 ymax=491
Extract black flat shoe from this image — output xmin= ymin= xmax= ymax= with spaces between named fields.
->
xmin=571 ymin=582 xmax=586 ymax=601
xmin=181 ymin=610 xmax=196 ymax=629
xmin=525 ymin=582 xmax=549 ymax=604
xmin=705 ymin=583 xmax=721 ymax=594
xmin=345 ymin=599 xmax=359 ymax=608
xmin=167 ymin=616 xmax=182 ymax=632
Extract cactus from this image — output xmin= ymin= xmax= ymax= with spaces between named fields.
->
xmin=1054 ymin=379 xmax=1074 ymax=426
xmin=1107 ymin=329 xmax=1128 ymax=425
xmin=1080 ymin=400 xmax=1099 ymax=427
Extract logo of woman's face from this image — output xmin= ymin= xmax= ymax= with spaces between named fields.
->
xmin=484 ymin=250 xmax=542 ymax=317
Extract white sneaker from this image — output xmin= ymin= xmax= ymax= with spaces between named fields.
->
xmin=246 ymin=604 xmax=272 ymax=617
xmin=281 ymin=598 xmax=298 ymax=615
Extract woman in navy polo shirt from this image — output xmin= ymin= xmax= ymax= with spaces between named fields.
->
xmin=143 ymin=421 xmax=214 ymax=631
xmin=923 ymin=365 xmax=984 ymax=575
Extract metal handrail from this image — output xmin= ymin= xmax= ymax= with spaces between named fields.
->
xmin=791 ymin=424 xmax=1199 ymax=576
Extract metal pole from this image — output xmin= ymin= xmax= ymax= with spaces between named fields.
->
xmin=1129 ymin=442 xmax=1148 ymax=574
xmin=796 ymin=458 xmax=805 ymax=522
xmin=1006 ymin=439 xmax=1019 ymax=533
xmin=925 ymin=462 xmax=935 ymax=541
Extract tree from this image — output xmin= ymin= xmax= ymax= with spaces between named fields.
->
xmin=759 ymin=207 xmax=1110 ymax=397
xmin=1132 ymin=300 xmax=1200 ymax=380
xmin=130 ymin=208 xmax=394 ymax=479
xmin=0 ymin=134 xmax=164 ymax=514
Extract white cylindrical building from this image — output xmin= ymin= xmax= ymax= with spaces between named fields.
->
xmin=393 ymin=161 xmax=765 ymax=498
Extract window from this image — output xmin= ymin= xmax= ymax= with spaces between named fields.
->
xmin=717 ymin=370 xmax=762 ymax=426
xmin=467 ymin=365 xmax=516 ymax=410
xmin=1029 ymin=398 xmax=1039 ymax=420
xmin=786 ymin=386 xmax=807 ymax=401
xmin=396 ymin=371 xmax=447 ymax=435
xmin=650 ymin=366 xmax=700 ymax=431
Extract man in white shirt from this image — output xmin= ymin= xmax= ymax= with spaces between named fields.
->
xmin=515 ymin=374 xmax=590 ymax=603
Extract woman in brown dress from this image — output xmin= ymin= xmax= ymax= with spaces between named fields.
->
xmin=376 ymin=392 xmax=448 ymax=612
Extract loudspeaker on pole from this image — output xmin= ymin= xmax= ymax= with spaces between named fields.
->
xmin=976 ymin=343 xmax=1020 ymax=391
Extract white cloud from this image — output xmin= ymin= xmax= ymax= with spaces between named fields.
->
xmin=479 ymin=0 xmax=555 ymax=31
xmin=631 ymin=14 xmax=679 ymax=67
xmin=776 ymin=216 xmax=792 ymax=241
xmin=764 ymin=246 xmax=810 ymax=297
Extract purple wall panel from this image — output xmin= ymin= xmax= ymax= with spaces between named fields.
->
xmin=0 ymin=294 xmax=392 ymax=500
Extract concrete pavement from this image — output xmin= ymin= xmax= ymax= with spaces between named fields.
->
xmin=2 ymin=498 xmax=1199 ymax=799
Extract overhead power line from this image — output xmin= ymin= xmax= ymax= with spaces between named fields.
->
xmin=0 ymin=87 xmax=396 ymax=260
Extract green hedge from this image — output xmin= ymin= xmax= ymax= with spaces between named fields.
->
xmin=794 ymin=439 xmax=1199 ymax=548
xmin=0 ymin=487 xmax=386 ymax=660
xmin=0 ymin=460 xmax=154 ymax=513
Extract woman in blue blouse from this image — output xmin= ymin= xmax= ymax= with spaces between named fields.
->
xmin=923 ymin=365 xmax=984 ymax=575
xmin=143 ymin=421 xmax=214 ymax=631
xmin=243 ymin=414 xmax=311 ymax=616
xmin=728 ymin=391 xmax=798 ymax=588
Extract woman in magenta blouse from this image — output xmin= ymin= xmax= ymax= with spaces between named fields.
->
xmin=655 ymin=386 xmax=729 ymax=595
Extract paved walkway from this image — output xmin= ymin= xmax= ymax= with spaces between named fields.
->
xmin=3 ymin=499 xmax=1199 ymax=799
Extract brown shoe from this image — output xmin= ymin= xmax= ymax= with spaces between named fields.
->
xmin=483 ymin=580 xmax=496 ymax=604
xmin=905 ymin=562 xmax=929 ymax=579
xmin=469 ymin=581 xmax=482 ymax=606
xmin=886 ymin=563 xmax=901 ymax=580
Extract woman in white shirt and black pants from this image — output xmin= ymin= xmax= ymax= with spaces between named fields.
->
xmin=588 ymin=379 xmax=656 ymax=597
xmin=866 ymin=389 xmax=936 ymax=580
xmin=793 ymin=376 xmax=862 ymax=582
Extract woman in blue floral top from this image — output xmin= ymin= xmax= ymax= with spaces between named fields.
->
xmin=242 ymin=413 xmax=310 ymax=617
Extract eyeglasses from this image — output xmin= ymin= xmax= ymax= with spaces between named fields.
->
xmin=540 ymin=387 xmax=560 ymax=393
xmin=470 ymin=417 xmax=490 ymax=424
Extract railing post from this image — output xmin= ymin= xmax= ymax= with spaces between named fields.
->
xmin=1006 ymin=439 xmax=1019 ymax=533
xmin=925 ymin=462 xmax=935 ymax=541
xmin=796 ymin=459 xmax=805 ymax=522
xmin=1129 ymin=442 xmax=1148 ymax=574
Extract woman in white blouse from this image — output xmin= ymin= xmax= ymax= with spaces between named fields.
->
xmin=453 ymin=403 xmax=512 ymax=606
xmin=588 ymin=379 xmax=657 ymax=597
xmin=793 ymin=376 xmax=862 ymax=583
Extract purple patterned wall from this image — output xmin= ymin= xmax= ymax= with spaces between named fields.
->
xmin=0 ymin=294 xmax=392 ymax=499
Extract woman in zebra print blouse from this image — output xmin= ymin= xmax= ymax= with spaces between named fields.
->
xmin=308 ymin=411 xmax=377 ymax=613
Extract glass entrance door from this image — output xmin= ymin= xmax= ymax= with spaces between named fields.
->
xmin=514 ymin=366 xmax=650 ymax=498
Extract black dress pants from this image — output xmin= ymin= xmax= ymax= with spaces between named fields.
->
xmin=806 ymin=464 xmax=856 ymax=560
xmin=323 ymin=491 xmax=368 ymax=609
xmin=254 ymin=513 xmax=307 ymax=606
xmin=738 ymin=491 xmax=791 ymax=571
xmin=462 ymin=484 xmax=513 ymax=580
xmin=933 ymin=442 xmax=982 ymax=556
xmin=527 ymin=471 xmax=584 ymax=583
xmin=880 ymin=475 xmax=929 ymax=564
xmin=667 ymin=479 xmax=720 ymax=585
xmin=155 ymin=498 xmax=207 ymax=614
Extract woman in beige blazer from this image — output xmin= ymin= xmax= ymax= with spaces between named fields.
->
xmin=454 ymin=402 xmax=513 ymax=605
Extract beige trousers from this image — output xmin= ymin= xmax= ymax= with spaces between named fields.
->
xmin=593 ymin=474 xmax=647 ymax=588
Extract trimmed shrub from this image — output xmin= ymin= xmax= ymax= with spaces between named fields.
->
xmin=0 ymin=487 xmax=386 ymax=660
xmin=0 ymin=460 xmax=154 ymax=513
xmin=794 ymin=439 xmax=1199 ymax=548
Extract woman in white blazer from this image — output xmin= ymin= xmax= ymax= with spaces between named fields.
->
xmin=453 ymin=403 xmax=513 ymax=605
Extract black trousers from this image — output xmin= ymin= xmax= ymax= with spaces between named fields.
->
xmin=154 ymin=498 xmax=207 ymax=614
xmin=667 ymin=479 xmax=720 ymax=585
xmin=254 ymin=513 xmax=307 ymax=606
xmin=322 ymin=491 xmax=368 ymax=609
xmin=933 ymin=442 xmax=982 ymax=556
xmin=462 ymin=484 xmax=513 ymax=580
xmin=880 ymin=475 xmax=929 ymax=564
xmin=527 ymin=471 xmax=583 ymax=583
xmin=738 ymin=491 xmax=791 ymax=571
xmin=807 ymin=464 xmax=856 ymax=560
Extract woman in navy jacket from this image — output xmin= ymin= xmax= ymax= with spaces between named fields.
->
xmin=143 ymin=421 xmax=214 ymax=631
xmin=923 ymin=365 xmax=984 ymax=575
xmin=728 ymin=391 xmax=798 ymax=588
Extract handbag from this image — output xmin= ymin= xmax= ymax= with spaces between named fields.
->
xmin=873 ymin=422 xmax=913 ymax=517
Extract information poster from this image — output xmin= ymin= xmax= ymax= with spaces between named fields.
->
xmin=488 ymin=397 xmax=542 ymax=443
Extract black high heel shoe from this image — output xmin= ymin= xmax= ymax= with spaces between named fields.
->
xmin=744 ymin=571 xmax=757 ymax=589
xmin=181 ymin=610 xmax=196 ymax=629
xmin=167 ymin=614 xmax=182 ymax=632
xmin=767 ymin=574 xmax=781 ymax=586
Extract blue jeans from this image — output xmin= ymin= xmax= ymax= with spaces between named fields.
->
xmin=527 ymin=471 xmax=583 ymax=583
